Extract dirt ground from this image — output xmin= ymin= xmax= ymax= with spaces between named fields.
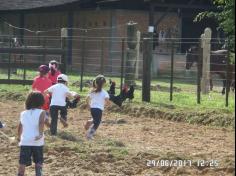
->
xmin=0 ymin=100 xmax=235 ymax=176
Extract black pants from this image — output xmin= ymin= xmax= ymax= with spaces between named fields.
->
xmin=50 ymin=106 xmax=67 ymax=135
xmin=91 ymin=108 xmax=103 ymax=131
xmin=87 ymin=108 xmax=103 ymax=139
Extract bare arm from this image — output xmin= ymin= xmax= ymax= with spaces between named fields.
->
xmin=35 ymin=111 xmax=46 ymax=141
xmin=105 ymin=98 xmax=111 ymax=107
xmin=86 ymin=95 xmax=91 ymax=109
xmin=17 ymin=122 xmax=22 ymax=142
xmin=44 ymin=89 xmax=50 ymax=96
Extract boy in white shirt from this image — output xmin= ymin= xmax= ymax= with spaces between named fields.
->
xmin=85 ymin=75 xmax=110 ymax=140
xmin=44 ymin=74 xmax=79 ymax=135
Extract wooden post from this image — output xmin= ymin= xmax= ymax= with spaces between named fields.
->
xmin=100 ymin=40 xmax=104 ymax=74
xmin=67 ymin=11 xmax=74 ymax=65
xmin=80 ymin=35 xmax=86 ymax=92
xmin=61 ymin=28 xmax=68 ymax=74
xmin=125 ymin=21 xmax=138 ymax=85
xmin=42 ymin=37 xmax=46 ymax=64
xmin=135 ymin=31 xmax=141 ymax=79
xmin=170 ymin=41 xmax=174 ymax=101
xmin=23 ymin=56 xmax=26 ymax=84
xmin=201 ymin=28 xmax=212 ymax=94
xmin=142 ymin=34 xmax=152 ymax=102
xmin=8 ymin=35 xmax=11 ymax=81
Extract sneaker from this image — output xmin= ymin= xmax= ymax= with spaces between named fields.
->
xmin=86 ymin=128 xmax=95 ymax=140
xmin=60 ymin=118 xmax=68 ymax=128
xmin=0 ymin=122 xmax=5 ymax=129
xmin=84 ymin=119 xmax=93 ymax=130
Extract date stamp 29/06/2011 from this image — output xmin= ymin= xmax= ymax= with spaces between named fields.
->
xmin=146 ymin=160 xmax=219 ymax=168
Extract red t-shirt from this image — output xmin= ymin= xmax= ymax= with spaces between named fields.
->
xmin=32 ymin=76 xmax=52 ymax=111
xmin=32 ymin=76 xmax=52 ymax=93
xmin=48 ymin=70 xmax=61 ymax=85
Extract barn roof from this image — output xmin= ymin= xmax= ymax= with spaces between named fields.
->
xmin=0 ymin=0 xmax=85 ymax=11
xmin=0 ymin=0 xmax=215 ymax=12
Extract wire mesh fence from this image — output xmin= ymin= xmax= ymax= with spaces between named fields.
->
xmin=0 ymin=33 xmax=235 ymax=108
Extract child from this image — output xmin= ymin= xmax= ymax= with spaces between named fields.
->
xmin=0 ymin=121 xmax=4 ymax=128
xmin=32 ymin=65 xmax=52 ymax=127
xmin=85 ymin=75 xmax=110 ymax=140
xmin=44 ymin=74 xmax=79 ymax=135
xmin=17 ymin=92 xmax=46 ymax=176
xmin=48 ymin=60 xmax=61 ymax=85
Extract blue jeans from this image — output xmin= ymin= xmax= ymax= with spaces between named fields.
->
xmin=50 ymin=106 xmax=67 ymax=135
xmin=87 ymin=108 xmax=103 ymax=138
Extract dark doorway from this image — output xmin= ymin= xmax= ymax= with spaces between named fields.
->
xmin=181 ymin=16 xmax=219 ymax=52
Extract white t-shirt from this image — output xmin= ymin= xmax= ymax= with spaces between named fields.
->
xmin=89 ymin=89 xmax=109 ymax=111
xmin=19 ymin=109 xmax=44 ymax=146
xmin=48 ymin=83 xmax=71 ymax=106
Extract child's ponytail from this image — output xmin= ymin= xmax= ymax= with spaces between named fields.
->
xmin=92 ymin=75 xmax=106 ymax=93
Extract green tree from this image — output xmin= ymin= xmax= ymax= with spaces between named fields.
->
xmin=195 ymin=0 xmax=235 ymax=50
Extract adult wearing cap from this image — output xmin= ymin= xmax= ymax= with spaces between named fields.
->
xmin=48 ymin=60 xmax=61 ymax=85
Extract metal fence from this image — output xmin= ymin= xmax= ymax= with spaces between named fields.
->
xmin=0 ymin=34 xmax=235 ymax=107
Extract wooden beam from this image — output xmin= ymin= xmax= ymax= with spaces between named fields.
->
xmin=0 ymin=79 xmax=33 ymax=85
xmin=152 ymin=3 xmax=217 ymax=10
xmin=0 ymin=62 xmax=65 ymax=69
xmin=0 ymin=47 xmax=65 ymax=55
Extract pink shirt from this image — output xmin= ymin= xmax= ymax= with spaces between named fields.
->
xmin=32 ymin=76 xmax=52 ymax=93
xmin=48 ymin=70 xmax=61 ymax=85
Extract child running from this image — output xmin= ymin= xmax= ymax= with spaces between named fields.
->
xmin=17 ymin=92 xmax=46 ymax=176
xmin=32 ymin=65 xmax=52 ymax=127
xmin=48 ymin=60 xmax=61 ymax=85
xmin=85 ymin=75 xmax=110 ymax=140
xmin=44 ymin=74 xmax=79 ymax=135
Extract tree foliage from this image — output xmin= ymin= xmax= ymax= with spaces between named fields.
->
xmin=195 ymin=0 xmax=235 ymax=50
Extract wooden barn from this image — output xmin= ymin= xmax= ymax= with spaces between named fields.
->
xmin=0 ymin=0 xmax=218 ymax=74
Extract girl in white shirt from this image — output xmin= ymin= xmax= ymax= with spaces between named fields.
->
xmin=85 ymin=75 xmax=110 ymax=140
xmin=17 ymin=91 xmax=46 ymax=176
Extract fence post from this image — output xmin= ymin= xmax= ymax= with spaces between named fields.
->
xmin=125 ymin=21 xmax=138 ymax=85
xmin=61 ymin=28 xmax=68 ymax=74
xmin=80 ymin=36 xmax=86 ymax=92
xmin=120 ymin=38 xmax=125 ymax=91
xmin=135 ymin=30 xmax=141 ymax=79
xmin=201 ymin=28 xmax=212 ymax=94
xmin=170 ymin=41 xmax=174 ymax=101
xmin=226 ymin=39 xmax=230 ymax=107
xmin=197 ymin=40 xmax=202 ymax=104
xmin=100 ymin=40 xmax=104 ymax=75
xmin=142 ymin=34 xmax=152 ymax=102
xmin=8 ymin=36 xmax=11 ymax=81
xmin=43 ymin=37 xmax=46 ymax=64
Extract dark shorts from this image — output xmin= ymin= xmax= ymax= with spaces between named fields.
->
xmin=19 ymin=146 xmax=44 ymax=166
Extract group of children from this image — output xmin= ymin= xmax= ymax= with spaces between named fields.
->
xmin=17 ymin=60 xmax=111 ymax=176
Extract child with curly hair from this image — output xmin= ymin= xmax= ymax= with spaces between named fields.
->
xmin=17 ymin=92 xmax=46 ymax=176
